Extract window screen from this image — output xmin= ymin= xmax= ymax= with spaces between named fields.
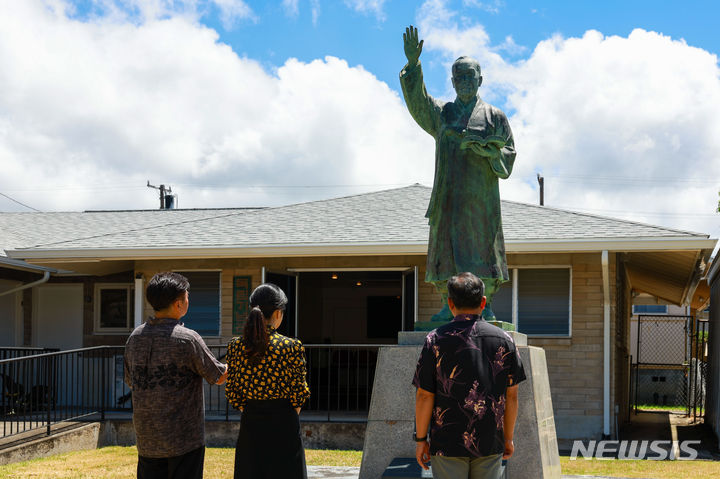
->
xmin=517 ymin=268 xmax=570 ymax=336
xmin=181 ymin=271 xmax=221 ymax=336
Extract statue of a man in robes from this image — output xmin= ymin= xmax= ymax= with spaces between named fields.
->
xmin=400 ymin=25 xmax=516 ymax=326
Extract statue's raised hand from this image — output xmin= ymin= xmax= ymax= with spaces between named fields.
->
xmin=403 ymin=25 xmax=423 ymax=65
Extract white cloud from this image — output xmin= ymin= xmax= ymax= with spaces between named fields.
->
xmin=212 ymin=0 xmax=256 ymax=29
xmin=310 ymin=0 xmax=321 ymax=26
xmin=344 ymin=0 xmax=387 ymax=21
xmin=507 ymin=28 xmax=720 ymax=233
xmin=74 ymin=0 xmax=255 ymax=27
xmin=416 ymin=1 xmax=720 ymax=239
xmin=462 ymin=0 xmax=504 ymax=15
xmin=0 ymin=1 xmax=434 ymax=211
xmin=416 ymin=0 xmax=515 ymax=101
xmin=282 ymin=0 xmax=299 ymax=18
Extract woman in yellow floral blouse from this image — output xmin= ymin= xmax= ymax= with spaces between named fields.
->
xmin=225 ymin=283 xmax=311 ymax=479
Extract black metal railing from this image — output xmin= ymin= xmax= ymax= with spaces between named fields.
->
xmin=1 ymin=346 xmax=124 ymax=439
xmin=207 ymin=344 xmax=381 ymax=421
xmin=1 ymin=343 xmax=381 ymax=439
xmin=303 ymin=345 xmax=379 ymax=421
xmin=0 ymin=347 xmax=58 ymax=360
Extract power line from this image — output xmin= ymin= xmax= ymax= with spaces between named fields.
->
xmin=0 ymin=192 xmax=41 ymax=212
xmin=511 ymin=175 xmax=718 ymax=185
xmin=0 ymin=182 xmax=412 ymax=192
xmin=1 ymin=174 xmax=718 ymax=192
xmin=559 ymin=206 xmax=717 ymax=218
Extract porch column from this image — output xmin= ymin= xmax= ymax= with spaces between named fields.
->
xmin=134 ymin=274 xmax=144 ymax=328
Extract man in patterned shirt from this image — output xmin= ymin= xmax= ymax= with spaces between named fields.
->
xmin=124 ymin=272 xmax=228 ymax=479
xmin=413 ymin=272 xmax=526 ymax=478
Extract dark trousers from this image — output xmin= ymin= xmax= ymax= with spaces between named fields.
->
xmin=234 ymin=399 xmax=307 ymax=479
xmin=137 ymin=446 xmax=205 ymax=479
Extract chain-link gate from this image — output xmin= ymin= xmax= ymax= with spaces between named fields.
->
xmin=631 ymin=315 xmax=692 ymax=413
xmin=689 ymin=319 xmax=708 ymax=421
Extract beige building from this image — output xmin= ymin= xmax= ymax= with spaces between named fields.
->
xmin=0 ymin=185 xmax=715 ymax=442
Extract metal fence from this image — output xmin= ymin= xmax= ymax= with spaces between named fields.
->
xmin=689 ymin=319 xmax=708 ymax=421
xmin=304 ymin=345 xmax=379 ymax=421
xmin=1 ymin=344 xmax=380 ymax=439
xmin=630 ymin=314 xmax=710 ymax=418
xmin=631 ymin=315 xmax=691 ymax=412
xmin=1 ymin=347 xmax=122 ymax=438
xmin=0 ymin=347 xmax=58 ymax=360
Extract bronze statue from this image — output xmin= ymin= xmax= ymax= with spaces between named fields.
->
xmin=400 ymin=25 xmax=516 ymax=326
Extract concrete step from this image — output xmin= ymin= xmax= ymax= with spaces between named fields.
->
xmin=0 ymin=421 xmax=100 ymax=466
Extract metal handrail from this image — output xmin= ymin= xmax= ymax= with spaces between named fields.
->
xmin=0 ymin=346 xmax=119 ymax=365
xmin=1 ymin=342 xmax=382 ymax=440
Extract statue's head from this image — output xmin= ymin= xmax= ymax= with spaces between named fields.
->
xmin=451 ymin=56 xmax=482 ymax=103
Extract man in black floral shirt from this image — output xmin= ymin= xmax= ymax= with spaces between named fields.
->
xmin=413 ymin=272 xmax=526 ymax=478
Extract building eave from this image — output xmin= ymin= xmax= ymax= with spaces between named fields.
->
xmin=6 ymin=236 xmax=717 ymax=261
xmin=0 ymin=256 xmax=60 ymax=273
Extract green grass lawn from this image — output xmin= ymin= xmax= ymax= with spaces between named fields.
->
xmin=0 ymin=447 xmax=717 ymax=478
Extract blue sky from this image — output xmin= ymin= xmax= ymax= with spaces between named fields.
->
xmin=215 ymin=0 xmax=720 ymax=101
xmin=69 ymin=0 xmax=720 ymax=104
xmin=0 ymin=0 xmax=718 ymax=245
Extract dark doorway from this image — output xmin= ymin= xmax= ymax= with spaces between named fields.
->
xmin=297 ymin=271 xmax=404 ymax=344
xmin=266 ymin=272 xmax=297 ymax=339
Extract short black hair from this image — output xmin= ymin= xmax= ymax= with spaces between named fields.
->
xmin=447 ymin=272 xmax=485 ymax=309
xmin=146 ymin=272 xmax=189 ymax=311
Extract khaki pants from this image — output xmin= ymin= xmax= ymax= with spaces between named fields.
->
xmin=430 ymin=454 xmax=503 ymax=479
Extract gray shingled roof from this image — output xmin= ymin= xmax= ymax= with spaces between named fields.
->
xmin=1 ymin=185 xmax=708 ymax=256
xmin=0 ymin=208 xmax=261 ymax=256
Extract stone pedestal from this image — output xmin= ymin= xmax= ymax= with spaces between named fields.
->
xmin=359 ymin=330 xmax=559 ymax=479
xmin=507 ymin=346 xmax=561 ymax=478
xmin=359 ymin=342 xmax=423 ymax=479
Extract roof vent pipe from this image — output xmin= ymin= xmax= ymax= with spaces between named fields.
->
xmin=537 ymin=173 xmax=544 ymax=206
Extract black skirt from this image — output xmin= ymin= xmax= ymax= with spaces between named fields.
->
xmin=234 ymin=399 xmax=307 ymax=479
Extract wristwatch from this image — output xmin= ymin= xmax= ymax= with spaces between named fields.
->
xmin=413 ymin=433 xmax=428 ymax=442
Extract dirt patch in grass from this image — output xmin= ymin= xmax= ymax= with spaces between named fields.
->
xmin=559 ymin=457 xmax=719 ymax=479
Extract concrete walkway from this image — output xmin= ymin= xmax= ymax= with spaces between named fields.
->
xmin=307 ymin=467 xmax=652 ymax=479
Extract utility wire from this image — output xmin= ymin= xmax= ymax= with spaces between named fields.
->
xmin=560 ymin=207 xmax=717 ymax=218
xmin=0 ymin=192 xmax=41 ymax=212
xmin=1 ymin=175 xmax=718 ymax=192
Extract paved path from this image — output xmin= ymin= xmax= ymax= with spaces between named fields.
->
xmin=307 ymin=466 xmax=361 ymax=478
xmin=307 ymin=466 xmax=652 ymax=479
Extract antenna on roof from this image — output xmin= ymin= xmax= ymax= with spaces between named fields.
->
xmin=147 ymin=181 xmax=177 ymax=210
xmin=536 ymin=173 xmax=544 ymax=206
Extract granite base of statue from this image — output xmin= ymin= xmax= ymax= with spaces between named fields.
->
xmin=358 ymin=325 xmax=561 ymax=479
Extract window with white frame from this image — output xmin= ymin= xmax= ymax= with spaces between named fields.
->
xmin=95 ymin=284 xmax=134 ymax=332
xmin=178 ymin=271 xmax=221 ymax=337
xmin=632 ymin=304 xmax=668 ymax=315
xmin=488 ymin=267 xmax=571 ymax=336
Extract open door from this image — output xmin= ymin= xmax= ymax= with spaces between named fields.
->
xmin=266 ymin=271 xmax=298 ymax=339
xmin=402 ymin=267 xmax=417 ymax=331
